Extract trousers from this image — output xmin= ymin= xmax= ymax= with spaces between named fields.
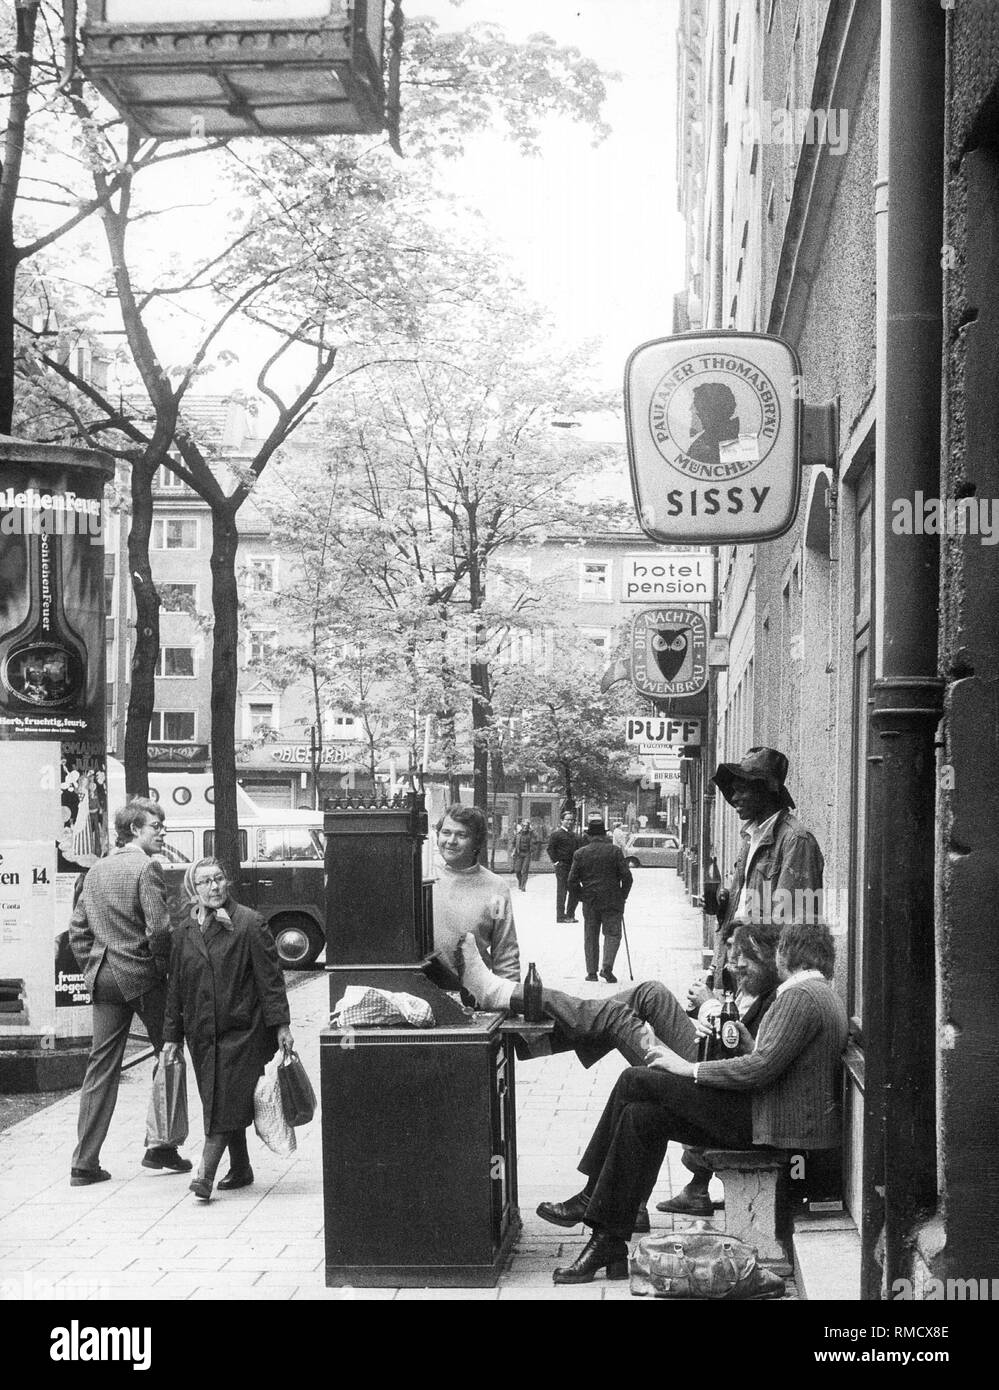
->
xmin=582 ymin=904 xmax=623 ymax=974
xmin=578 ymin=1068 xmax=753 ymax=1237
xmin=511 ymin=852 xmax=531 ymax=890
xmin=73 ymin=962 xmax=167 ymax=1171
xmin=533 ymin=980 xmax=699 ymax=1068
xmin=554 ymin=862 xmax=580 ymax=920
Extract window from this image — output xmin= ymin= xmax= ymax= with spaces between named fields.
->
xmin=152 ymin=518 xmax=198 ymax=550
xmin=579 ymin=561 xmax=610 ymax=602
xmin=248 ymin=557 xmax=276 ymax=592
xmin=104 ymin=575 xmax=115 ymax=616
xmin=160 ymin=583 xmax=197 ymax=614
xmin=249 ymin=702 xmax=275 ymax=735
xmin=155 ymin=647 xmax=195 ymax=678
xmin=153 ymin=464 xmax=189 ymax=491
xmin=205 ymin=829 xmax=248 ymax=864
xmin=256 ymin=828 xmax=322 ymax=862
xmin=327 ymin=712 xmax=360 ymax=738
xmin=150 ymin=710 xmax=196 ymax=742
xmin=248 ymin=629 xmax=277 ymax=663
xmin=158 ymin=830 xmax=195 ymax=864
xmin=580 ymin=628 xmax=611 ymax=652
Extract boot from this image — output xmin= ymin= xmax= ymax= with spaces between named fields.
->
xmin=656 ymin=1179 xmax=716 ymax=1216
xmin=553 ymin=1232 xmax=629 ymax=1284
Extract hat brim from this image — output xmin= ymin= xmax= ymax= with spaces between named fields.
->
xmin=713 ymin=763 xmax=795 ymax=810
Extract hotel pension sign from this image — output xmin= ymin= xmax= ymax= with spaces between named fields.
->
xmin=625 ymin=331 xmax=802 ymax=544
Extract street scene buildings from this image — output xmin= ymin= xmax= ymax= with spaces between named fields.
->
xmin=0 ymin=0 xmax=997 ymax=1326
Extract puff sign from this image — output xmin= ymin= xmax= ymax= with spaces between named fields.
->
xmin=625 ymin=331 xmax=802 ymax=543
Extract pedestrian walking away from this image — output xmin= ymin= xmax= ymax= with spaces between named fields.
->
xmin=508 ymin=819 xmax=536 ymax=892
xmin=546 ymin=809 xmax=581 ymax=922
xmin=567 ymin=818 xmax=633 ymax=983
xmin=161 ymin=857 xmax=293 ymax=1202
xmin=68 ymin=797 xmax=192 ymax=1185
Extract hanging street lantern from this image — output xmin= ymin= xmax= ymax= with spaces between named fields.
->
xmin=80 ymin=2 xmax=393 ymax=139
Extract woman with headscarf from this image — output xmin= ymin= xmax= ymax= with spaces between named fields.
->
xmin=162 ymin=857 xmax=293 ymax=1202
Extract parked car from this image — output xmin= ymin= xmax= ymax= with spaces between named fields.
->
xmin=623 ymin=831 xmax=680 ymax=869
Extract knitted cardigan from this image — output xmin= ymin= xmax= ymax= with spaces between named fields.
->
xmin=695 ymin=975 xmax=848 ymax=1149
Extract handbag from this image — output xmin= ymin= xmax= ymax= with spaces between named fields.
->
xmin=629 ymin=1230 xmax=785 ymax=1300
xmin=253 ymin=1052 xmax=297 ymax=1157
xmin=277 ymin=1050 xmax=316 ymax=1127
xmin=146 ymin=1053 xmax=189 ymax=1148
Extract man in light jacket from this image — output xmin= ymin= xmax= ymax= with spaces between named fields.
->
xmin=69 ymin=798 xmax=191 ymax=1185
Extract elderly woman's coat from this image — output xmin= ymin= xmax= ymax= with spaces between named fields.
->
xmin=163 ymin=899 xmax=290 ymax=1132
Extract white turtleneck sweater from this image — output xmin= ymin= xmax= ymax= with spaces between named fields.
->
xmin=432 ymin=859 xmax=521 ymax=982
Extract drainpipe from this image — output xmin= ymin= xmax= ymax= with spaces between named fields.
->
xmin=862 ymin=0 xmax=946 ymax=1299
xmin=701 ymin=0 xmax=725 ymax=911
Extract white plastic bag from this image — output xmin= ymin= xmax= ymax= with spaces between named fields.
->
xmin=253 ymin=1051 xmax=297 ymax=1157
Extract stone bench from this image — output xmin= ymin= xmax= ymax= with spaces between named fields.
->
xmin=701 ymin=1147 xmax=791 ymax=1271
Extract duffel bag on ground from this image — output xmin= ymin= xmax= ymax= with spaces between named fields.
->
xmin=629 ymin=1230 xmax=785 ymax=1300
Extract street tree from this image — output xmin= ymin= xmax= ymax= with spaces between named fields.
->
xmin=4 ymin=4 xmax=613 ymax=874
xmin=309 ymin=291 xmax=617 ymax=807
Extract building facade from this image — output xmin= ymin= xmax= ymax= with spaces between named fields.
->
xmin=676 ymin=0 xmax=998 ymax=1295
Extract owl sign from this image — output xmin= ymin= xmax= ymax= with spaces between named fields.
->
xmin=624 ymin=330 xmax=802 ymax=543
xmin=631 ymin=607 xmax=708 ymax=698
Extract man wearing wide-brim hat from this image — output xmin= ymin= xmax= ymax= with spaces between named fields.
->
xmin=706 ymin=746 xmax=824 ymax=969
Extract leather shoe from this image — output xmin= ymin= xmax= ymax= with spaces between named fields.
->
xmin=536 ymin=1192 xmax=591 ymax=1228
xmin=70 ymin=1166 xmax=111 ymax=1186
xmin=585 ymin=973 xmax=599 ymax=982
xmin=600 ymin=968 xmax=618 ymax=983
xmin=656 ymin=1186 xmax=716 ymax=1217
xmin=633 ymin=1206 xmax=651 ymax=1234
xmin=189 ymin=1178 xmax=213 ymax=1202
xmin=553 ymin=1232 xmax=629 ymax=1284
xmin=217 ymin=1167 xmax=254 ymax=1191
xmin=142 ymin=1147 xmax=193 ymax=1173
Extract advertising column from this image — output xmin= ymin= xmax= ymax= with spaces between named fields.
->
xmin=0 ymin=439 xmax=114 ymax=1085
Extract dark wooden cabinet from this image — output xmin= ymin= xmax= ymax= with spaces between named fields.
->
xmin=322 ymin=1016 xmax=520 ymax=1287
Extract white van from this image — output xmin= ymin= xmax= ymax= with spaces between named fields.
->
xmin=107 ymin=763 xmax=327 ymax=968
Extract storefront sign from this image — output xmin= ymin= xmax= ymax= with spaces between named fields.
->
xmin=630 ymin=607 xmax=709 ymax=698
xmin=621 ymin=552 xmax=714 ymax=603
xmin=625 ymin=717 xmax=702 ymax=747
xmin=625 ymin=331 xmax=802 ymax=543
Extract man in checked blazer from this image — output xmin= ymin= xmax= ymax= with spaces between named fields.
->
xmin=69 ymin=797 xmax=191 ymax=1184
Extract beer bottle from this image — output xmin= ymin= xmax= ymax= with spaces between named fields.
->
xmin=719 ymin=967 xmax=740 ymax=1058
xmin=697 ymin=999 xmax=722 ymax=1062
xmin=522 ymin=962 xmax=543 ymax=1023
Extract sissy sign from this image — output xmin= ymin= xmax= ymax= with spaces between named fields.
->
xmin=625 ymin=331 xmax=802 ymax=543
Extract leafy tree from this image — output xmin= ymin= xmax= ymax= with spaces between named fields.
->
xmin=4 ymin=2 xmax=613 ymax=871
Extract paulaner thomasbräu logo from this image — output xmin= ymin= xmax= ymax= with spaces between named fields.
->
xmin=625 ymin=332 xmax=802 ymax=545
xmin=648 ymin=353 xmax=781 ymax=481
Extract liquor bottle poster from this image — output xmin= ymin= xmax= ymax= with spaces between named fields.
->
xmin=0 ymin=440 xmax=114 ymax=742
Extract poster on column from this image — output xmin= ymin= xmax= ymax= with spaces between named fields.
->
xmin=0 ymin=441 xmax=111 ymax=742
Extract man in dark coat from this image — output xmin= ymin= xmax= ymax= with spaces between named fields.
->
xmin=567 ymin=819 xmax=633 ymax=983
xmin=546 ymin=809 xmax=582 ymax=923
xmin=162 ymin=858 xmax=292 ymax=1200
xmin=68 ymin=797 xmax=191 ymax=1185
xmin=508 ymin=820 xmax=536 ymax=891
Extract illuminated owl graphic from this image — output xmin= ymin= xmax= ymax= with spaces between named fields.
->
xmin=650 ymin=628 xmax=689 ymax=681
